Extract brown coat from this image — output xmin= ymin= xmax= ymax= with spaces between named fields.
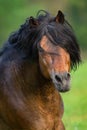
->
xmin=0 ymin=60 xmax=65 ymax=130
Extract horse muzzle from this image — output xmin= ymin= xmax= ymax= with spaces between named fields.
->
xmin=51 ymin=71 xmax=71 ymax=92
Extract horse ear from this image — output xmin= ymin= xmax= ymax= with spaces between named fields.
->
xmin=29 ymin=16 xmax=39 ymax=28
xmin=55 ymin=10 xmax=65 ymax=24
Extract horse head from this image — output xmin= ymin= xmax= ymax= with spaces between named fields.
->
xmin=38 ymin=36 xmax=71 ymax=92
xmin=36 ymin=10 xmax=81 ymax=92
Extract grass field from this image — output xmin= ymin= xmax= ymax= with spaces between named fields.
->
xmin=62 ymin=61 xmax=87 ymax=130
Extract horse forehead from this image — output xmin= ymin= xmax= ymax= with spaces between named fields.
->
xmin=40 ymin=36 xmax=49 ymax=49
xmin=39 ymin=36 xmax=70 ymax=58
xmin=39 ymin=35 xmax=57 ymax=50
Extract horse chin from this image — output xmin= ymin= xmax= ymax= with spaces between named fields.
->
xmin=53 ymin=82 xmax=70 ymax=93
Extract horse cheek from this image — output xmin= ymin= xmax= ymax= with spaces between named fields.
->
xmin=39 ymin=55 xmax=50 ymax=79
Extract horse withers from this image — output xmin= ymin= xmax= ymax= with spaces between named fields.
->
xmin=0 ymin=10 xmax=81 ymax=130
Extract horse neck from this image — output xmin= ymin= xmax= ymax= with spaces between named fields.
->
xmin=23 ymin=61 xmax=63 ymax=115
xmin=23 ymin=60 xmax=55 ymax=97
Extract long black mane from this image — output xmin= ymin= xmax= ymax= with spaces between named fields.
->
xmin=1 ymin=10 xmax=81 ymax=70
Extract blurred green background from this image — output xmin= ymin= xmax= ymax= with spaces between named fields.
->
xmin=0 ymin=0 xmax=87 ymax=130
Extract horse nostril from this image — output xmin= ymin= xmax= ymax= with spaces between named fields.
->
xmin=55 ymin=75 xmax=62 ymax=83
xmin=54 ymin=72 xmax=70 ymax=84
xmin=67 ymin=72 xmax=70 ymax=80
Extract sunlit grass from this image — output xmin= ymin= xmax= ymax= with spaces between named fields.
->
xmin=62 ymin=61 xmax=87 ymax=130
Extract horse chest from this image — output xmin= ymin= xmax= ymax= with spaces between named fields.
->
xmin=25 ymin=92 xmax=64 ymax=130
